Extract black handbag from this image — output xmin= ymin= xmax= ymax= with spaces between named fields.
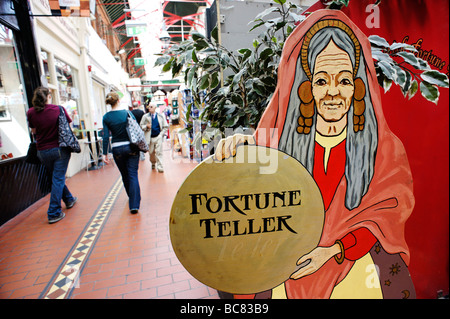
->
xmin=58 ymin=106 xmax=81 ymax=153
xmin=25 ymin=141 xmax=41 ymax=164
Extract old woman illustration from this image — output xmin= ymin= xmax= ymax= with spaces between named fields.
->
xmin=217 ymin=10 xmax=416 ymax=299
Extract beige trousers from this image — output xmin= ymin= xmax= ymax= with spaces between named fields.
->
xmin=149 ymin=134 xmax=164 ymax=171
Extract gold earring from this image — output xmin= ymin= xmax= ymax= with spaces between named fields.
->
xmin=297 ymin=81 xmax=314 ymax=135
xmin=353 ymin=78 xmax=366 ymax=133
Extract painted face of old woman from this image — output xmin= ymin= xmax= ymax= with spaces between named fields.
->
xmin=312 ymin=40 xmax=355 ymax=126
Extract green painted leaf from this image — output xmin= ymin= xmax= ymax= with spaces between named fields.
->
xmin=372 ymin=48 xmax=392 ymax=62
xmin=393 ymin=65 xmax=406 ymax=87
xmin=389 ymin=42 xmax=417 ymax=52
xmin=369 ymin=35 xmax=390 ymax=48
xmin=420 ymin=70 xmax=449 ymax=88
xmin=383 ymin=78 xmax=392 ymax=93
xmin=408 ymin=80 xmax=418 ymax=99
xmin=377 ymin=60 xmax=396 ymax=81
xmin=396 ymin=51 xmax=419 ymax=68
xmin=420 ymin=81 xmax=439 ymax=104
xmin=417 ymin=58 xmax=431 ymax=70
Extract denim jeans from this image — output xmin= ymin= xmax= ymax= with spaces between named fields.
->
xmin=38 ymin=147 xmax=75 ymax=219
xmin=112 ymin=144 xmax=141 ymax=210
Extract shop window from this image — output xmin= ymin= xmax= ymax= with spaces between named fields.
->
xmin=0 ymin=24 xmax=30 ymax=161
xmin=41 ymin=50 xmax=50 ymax=84
xmin=54 ymin=58 xmax=81 ymax=131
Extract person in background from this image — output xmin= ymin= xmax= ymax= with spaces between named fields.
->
xmin=102 ymin=92 xmax=141 ymax=214
xmin=130 ymin=101 xmax=145 ymax=161
xmin=140 ymin=102 xmax=168 ymax=173
xmin=27 ymin=86 xmax=78 ymax=224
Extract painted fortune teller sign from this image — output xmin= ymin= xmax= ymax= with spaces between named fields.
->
xmin=170 ymin=9 xmax=416 ymax=298
xmin=170 ymin=145 xmax=324 ymax=294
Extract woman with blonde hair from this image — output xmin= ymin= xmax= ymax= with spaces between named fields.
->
xmin=102 ymin=92 xmax=141 ymax=214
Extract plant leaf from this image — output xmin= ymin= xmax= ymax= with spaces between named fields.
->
xmin=192 ymin=49 xmax=198 ymax=63
xmin=383 ymin=78 xmax=393 ymax=93
xmin=187 ymin=66 xmax=197 ymax=87
xmin=231 ymin=67 xmax=246 ymax=88
xmin=162 ymin=60 xmax=173 ymax=72
xmin=369 ymin=35 xmax=390 ymax=49
xmin=211 ymin=26 xmax=219 ymax=43
xmin=372 ymin=48 xmax=392 ymax=62
xmin=392 ymin=64 xmax=406 ymax=87
xmin=260 ymin=47 xmax=274 ymax=60
xmin=417 ymin=58 xmax=431 ymax=70
xmin=389 ymin=42 xmax=417 ymax=52
xmin=155 ymin=55 xmax=170 ymax=66
xmin=396 ymin=51 xmax=419 ymax=68
xmin=191 ymin=31 xmax=206 ymax=41
xmin=254 ymin=6 xmax=279 ymax=21
xmin=420 ymin=70 xmax=449 ymax=88
xmin=377 ymin=60 xmax=396 ymax=81
xmin=420 ymin=81 xmax=439 ymax=104
xmin=210 ymin=72 xmax=220 ymax=89
xmin=408 ymin=80 xmax=418 ymax=99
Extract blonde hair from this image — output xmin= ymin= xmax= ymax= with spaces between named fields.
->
xmin=106 ymin=92 xmax=120 ymax=106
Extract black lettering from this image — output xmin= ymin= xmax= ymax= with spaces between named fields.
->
xmin=199 ymin=218 xmax=216 ymax=238
xmin=277 ymin=215 xmax=297 ymax=234
xmin=288 ymin=190 xmax=301 ymax=206
xmin=189 ymin=193 xmax=207 ymax=214
xmin=262 ymin=217 xmax=276 ymax=233
xmin=272 ymin=191 xmax=286 ymax=208
xmin=240 ymin=194 xmax=253 ymax=211
xmin=218 ymin=221 xmax=231 ymax=237
xmin=206 ymin=196 xmax=222 ymax=213
xmin=248 ymin=219 xmax=261 ymax=234
xmin=223 ymin=195 xmax=246 ymax=215
xmin=255 ymin=193 xmax=269 ymax=209
xmin=233 ymin=220 xmax=247 ymax=236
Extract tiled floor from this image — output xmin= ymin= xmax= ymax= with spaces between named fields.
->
xmin=0 ymin=142 xmax=220 ymax=299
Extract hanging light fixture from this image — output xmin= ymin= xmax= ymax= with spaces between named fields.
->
xmin=159 ymin=22 xmax=171 ymax=50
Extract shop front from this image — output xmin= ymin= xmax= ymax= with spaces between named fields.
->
xmin=0 ymin=0 xmax=50 ymax=226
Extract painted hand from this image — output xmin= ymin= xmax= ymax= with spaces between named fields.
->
xmin=290 ymin=244 xmax=341 ymax=279
xmin=213 ymin=133 xmax=255 ymax=162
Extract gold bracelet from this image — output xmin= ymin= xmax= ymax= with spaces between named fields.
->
xmin=334 ymin=240 xmax=345 ymax=264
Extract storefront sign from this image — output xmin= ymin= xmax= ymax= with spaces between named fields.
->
xmin=125 ymin=20 xmax=147 ymax=37
xmin=134 ymin=58 xmax=147 ymax=66
xmin=169 ymin=145 xmax=324 ymax=294
xmin=59 ymin=0 xmax=80 ymax=6
xmin=46 ymin=0 xmax=91 ymax=17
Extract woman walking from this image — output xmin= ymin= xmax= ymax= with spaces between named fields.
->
xmin=27 ymin=87 xmax=78 ymax=224
xmin=102 ymin=92 xmax=141 ymax=214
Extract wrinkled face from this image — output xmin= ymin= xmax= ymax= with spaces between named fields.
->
xmin=312 ymin=40 xmax=354 ymax=122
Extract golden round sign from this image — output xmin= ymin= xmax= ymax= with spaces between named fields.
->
xmin=169 ymin=145 xmax=324 ymax=294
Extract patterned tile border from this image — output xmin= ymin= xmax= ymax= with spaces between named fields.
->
xmin=39 ymin=177 xmax=123 ymax=299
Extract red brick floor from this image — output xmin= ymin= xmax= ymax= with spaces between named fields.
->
xmin=0 ymin=143 xmax=219 ymax=299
